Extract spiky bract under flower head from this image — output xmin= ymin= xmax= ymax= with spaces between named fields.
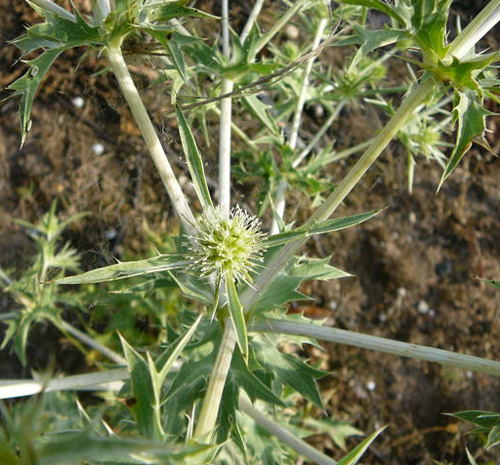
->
xmin=187 ymin=206 xmax=265 ymax=284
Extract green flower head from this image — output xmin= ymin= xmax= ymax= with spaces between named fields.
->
xmin=187 ymin=206 xmax=265 ymax=284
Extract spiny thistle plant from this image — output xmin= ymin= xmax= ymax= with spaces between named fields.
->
xmin=1 ymin=0 xmax=500 ymax=464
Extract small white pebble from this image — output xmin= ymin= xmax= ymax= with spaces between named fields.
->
xmin=428 ymin=309 xmax=435 ymax=317
xmin=328 ymin=301 xmax=338 ymax=311
xmin=409 ymin=212 xmax=416 ymax=224
xmin=379 ymin=313 xmax=387 ymax=322
xmin=466 ymin=371 xmax=473 ymax=379
xmin=71 ymin=96 xmax=85 ymax=109
xmin=417 ymin=300 xmax=430 ymax=314
xmin=105 ymin=229 xmax=117 ymax=240
xmin=313 ymin=104 xmax=324 ymax=119
xmin=366 ymin=380 xmax=376 ymax=391
xmin=91 ymin=143 xmax=105 ymax=155
xmin=285 ymin=24 xmax=299 ymax=40
xmin=397 ymin=287 xmax=407 ymax=297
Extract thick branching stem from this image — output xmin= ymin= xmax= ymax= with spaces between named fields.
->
xmin=448 ymin=0 xmax=500 ymax=60
xmin=105 ymin=45 xmax=195 ymax=230
xmin=252 ymin=320 xmax=500 ymax=377
xmin=239 ymin=395 xmax=338 ymax=465
xmin=243 ymin=78 xmax=435 ymax=310
xmin=194 ymin=320 xmax=238 ymax=439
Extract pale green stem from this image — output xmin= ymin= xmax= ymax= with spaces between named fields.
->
xmin=93 ymin=0 xmax=110 ymax=22
xmin=218 ymin=0 xmax=232 ymax=214
xmin=239 ymin=394 xmax=338 ymax=465
xmin=310 ymin=79 xmax=435 ymax=223
xmin=0 ymin=312 xmax=125 ymax=364
xmin=60 ymin=320 xmax=126 ymax=365
xmin=194 ymin=320 xmax=238 ymax=439
xmin=242 ymin=78 xmax=436 ymax=311
xmin=271 ymin=17 xmax=329 ymax=234
xmin=0 ymin=312 xmax=16 ymax=320
xmin=448 ymin=0 xmax=500 ymax=60
xmin=320 ymin=138 xmax=372 ymax=164
xmin=169 ymin=18 xmax=191 ymax=35
xmin=252 ymin=0 xmax=308 ymax=57
xmin=195 ymin=0 xmax=268 ymax=438
xmin=28 ymin=0 xmax=76 ymax=21
xmin=293 ymin=101 xmax=347 ymax=168
xmin=240 ymin=0 xmax=265 ymax=42
xmin=219 ymin=80 xmax=233 ymax=213
xmin=252 ymin=319 xmax=500 ymax=377
xmin=105 ymin=45 xmax=195 ymax=230
xmin=0 ymin=368 xmax=128 ymax=399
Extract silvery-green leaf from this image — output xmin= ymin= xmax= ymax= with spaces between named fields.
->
xmin=55 ymin=254 xmax=190 ymax=284
xmin=176 ymin=107 xmax=213 ymax=209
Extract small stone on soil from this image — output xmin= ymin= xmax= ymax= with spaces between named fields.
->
xmin=91 ymin=143 xmax=105 ymax=155
xmin=71 ymin=96 xmax=85 ymax=108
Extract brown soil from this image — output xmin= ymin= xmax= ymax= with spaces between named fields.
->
xmin=1 ymin=1 xmax=499 ymax=464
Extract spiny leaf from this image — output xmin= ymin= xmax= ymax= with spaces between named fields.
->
xmin=487 ymin=425 xmax=500 ymax=449
xmin=8 ymin=49 xmax=64 ymax=146
xmin=119 ymin=334 xmax=159 ymax=439
xmin=264 ymin=209 xmax=383 ymax=248
xmin=8 ymin=8 xmax=102 ymax=146
xmin=37 ymin=431 xmax=159 ymax=464
xmin=337 ymin=427 xmax=385 ymax=465
xmin=13 ymin=7 xmax=102 ymax=53
xmin=255 ymin=340 xmax=325 ymax=407
xmin=144 ymin=1 xmax=219 ymax=22
xmin=438 ymin=91 xmax=492 ymax=190
xmin=153 ymin=314 xmax=202 ymax=387
xmin=303 ymin=418 xmax=364 ymax=451
xmin=231 ymin=350 xmax=285 ymax=407
xmin=411 ymin=0 xmax=452 ymax=60
xmin=175 ymin=107 xmax=213 ymax=209
xmin=338 ymin=0 xmax=404 ymax=24
xmin=242 ymin=95 xmax=280 ymax=136
xmin=251 ymin=255 xmax=351 ymax=315
xmin=447 ymin=411 xmax=500 ymax=429
xmin=226 ymin=273 xmax=248 ymax=359
xmin=55 ymin=254 xmax=190 ymax=284
xmin=432 ymin=53 xmax=499 ymax=94
xmin=481 ymin=278 xmax=500 ymax=290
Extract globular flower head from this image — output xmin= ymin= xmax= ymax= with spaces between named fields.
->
xmin=187 ymin=205 xmax=265 ymax=284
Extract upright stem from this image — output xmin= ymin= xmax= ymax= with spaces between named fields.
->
xmin=252 ymin=0 xmax=308 ymax=58
xmin=240 ymin=0 xmax=265 ymax=43
xmin=195 ymin=0 xmax=268 ymax=438
xmin=105 ymin=45 xmax=195 ymax=230
xmin=310 ymin=79 xmax=435 ymax=223
xmin=271 ymin=17 xmax=329 ymax=234
xmin=194 ymin=320 xmax=237 ymax=439
xmin=218 ymin=0 xmax=233 ymax=213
